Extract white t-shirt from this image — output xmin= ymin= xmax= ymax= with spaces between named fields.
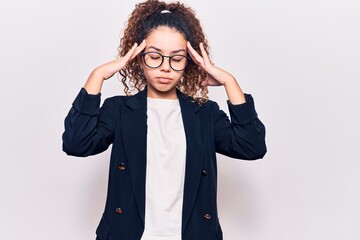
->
xmin=141 ymin=97 xmax=186 ymax=240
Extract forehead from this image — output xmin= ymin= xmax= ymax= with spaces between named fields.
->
xmin=145 ymin=26 xmax=187 ymax=52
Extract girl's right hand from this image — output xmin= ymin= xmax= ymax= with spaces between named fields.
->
xmin=84 ymin=40 xmax=146 ymax=94
xmin=94 ymin=40 xmax=146 ymax=80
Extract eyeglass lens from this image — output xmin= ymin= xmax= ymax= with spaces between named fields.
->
xmin=143 ymin=52 xmax=188 ymax=71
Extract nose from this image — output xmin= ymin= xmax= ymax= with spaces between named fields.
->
xmin=160 ymin=56 xmax=171 ymax=72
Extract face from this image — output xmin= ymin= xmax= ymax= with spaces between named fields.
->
xmin=139 ymin=26 xmax=188 ymax=99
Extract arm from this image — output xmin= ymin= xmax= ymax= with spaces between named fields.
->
xmin=62 ymin=89 xmax=118 ymax=157
xmin=187 ymin=42 xmax=266 ymax=159
xmin=212 ymin=95 xmax=266 ymax=160
xmin=62 ymin=41 xmax=147 ymax=156
xmin=186 ymin=42 xmax=245 ymax=104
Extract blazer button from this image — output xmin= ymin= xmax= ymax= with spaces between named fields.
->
xmin=118 ymin=163 xmax=126 ymax=171
xmin=202 ymin=170 xmax=208 ymax=176
xmin=203 ymin=213 xmax=211 ymax=220
xmin=115 ymin=207 xmax=123 ymax=214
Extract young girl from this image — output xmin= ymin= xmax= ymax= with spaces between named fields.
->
xmin=62 ymin=0 xmax=266 ymax=239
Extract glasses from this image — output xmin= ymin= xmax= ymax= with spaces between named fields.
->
xmin=141 ymin=52 xmax=190 ymax=71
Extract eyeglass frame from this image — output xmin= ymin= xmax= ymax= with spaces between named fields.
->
xmin=141 ymin=51 xmax=191 ymax=71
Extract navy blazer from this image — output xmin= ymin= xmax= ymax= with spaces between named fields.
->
xmin=63 ymin=87 xmax=266 ymax=240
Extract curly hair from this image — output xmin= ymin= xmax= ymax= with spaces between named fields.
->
xmin=118 ymin=0 xmax=210 ymax=103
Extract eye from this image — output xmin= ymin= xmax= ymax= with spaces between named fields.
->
xmin=172 ymin=56 xmax=185 ymax=62
xmin=148 ymin=53 xmax=161 ymax=60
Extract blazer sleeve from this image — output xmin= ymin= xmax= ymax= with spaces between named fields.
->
xmin=212 ymin=94 xmax=266 ymax=160
xmin=62 ymin=88 xmax=118 ymax=157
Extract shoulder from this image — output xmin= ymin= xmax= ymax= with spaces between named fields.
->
xmin=178 ymin=91 xmax=220 ymax=112
xmin=100 ymin=95 xmax=130 ymax=115
xmin=102 ymin=89 xmax=146 ymax=110
xmin=103 ymin=95 xmax=128 ymax=107
xmin=200 ymin=98 xmax=221 ymax=112
xmin=103 ymin=89 xmax=146 ymax=104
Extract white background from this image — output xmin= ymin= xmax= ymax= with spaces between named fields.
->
xmin=1 ymin=0 xmax=359 ymax=239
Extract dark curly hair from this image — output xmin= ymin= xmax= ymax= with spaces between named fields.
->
xmin=118 ymin=0 xmax=210 ymax=103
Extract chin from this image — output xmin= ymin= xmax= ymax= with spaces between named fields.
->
xmin=147 ymin=83 xmax=178 ymax=98
xmin=155 ymin=85 xmax=176 ymax=92
xmin=154 ymin=82 xmax=177 ymax=91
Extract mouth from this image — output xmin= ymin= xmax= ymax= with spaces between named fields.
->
xmin=157 ymin=77 xmax=172 ymax=84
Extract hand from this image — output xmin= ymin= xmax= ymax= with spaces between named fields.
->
xmin=94 ymin=40 xmax=147 ymax=80
xmin=84 ymin=40 xmax=146 ymax=94
xmin=187 ymin=41 xmax=235 ymax=87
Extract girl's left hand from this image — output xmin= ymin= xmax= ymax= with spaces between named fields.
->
xmin=187 ymin=41 xmax=235 ymax=87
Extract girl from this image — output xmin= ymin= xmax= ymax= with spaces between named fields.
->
xmin=62 ymin=0 xmax=266 ymax=239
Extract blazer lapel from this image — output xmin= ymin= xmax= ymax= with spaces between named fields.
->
xmin=177 ymin=91 xmax=205 ymax=234
xmin=121 ymin=89 xmax=147 ymax=224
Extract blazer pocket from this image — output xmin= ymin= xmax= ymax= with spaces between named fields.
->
xmin=96 ymin=216 xmax=111 ymax=240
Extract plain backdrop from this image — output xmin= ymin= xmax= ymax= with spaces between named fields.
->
xmin=1 ymin=0 xmax=359 ymax=239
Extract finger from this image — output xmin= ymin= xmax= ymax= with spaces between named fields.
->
xmin=187 ymin=41 xmax=204 ymax=66
xmin=187 ymin=41 xmax=201 ymax=62
xmin=122 ymin=43 xmax=138 ymax=62
xmin=199 ymin=43 xmax=212 ymax=67
xmin=130 ymin=39 xmax=147 ymax=60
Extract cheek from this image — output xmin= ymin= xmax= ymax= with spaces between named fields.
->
xmin=175 ymin=71 xmax=185 ymax=79
xmin=142 ymin=68 xmax=156 ymax=81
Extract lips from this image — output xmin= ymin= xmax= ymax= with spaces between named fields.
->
xmin=157 ymin=77 xmax=172 ymax=84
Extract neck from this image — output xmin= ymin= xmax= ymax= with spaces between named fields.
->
xmin=147 ymin=87 xmax=178 ymax=99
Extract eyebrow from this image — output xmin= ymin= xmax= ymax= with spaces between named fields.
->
xmin=147 ymin=46 xmax=186 ymax=54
